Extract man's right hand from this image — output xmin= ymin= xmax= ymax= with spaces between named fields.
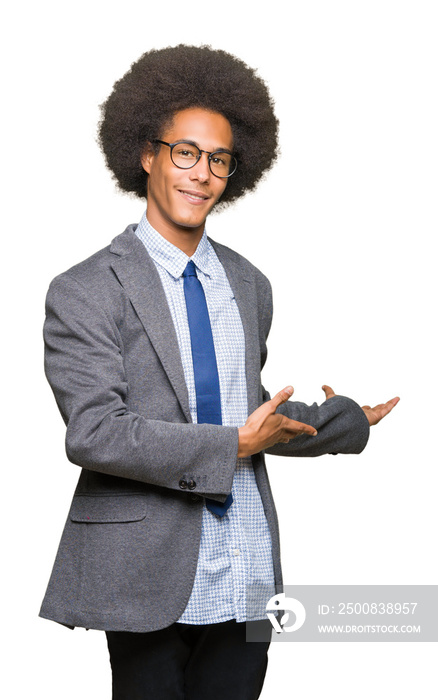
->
xmin=237 ymin=386 xmax=318 ymax=458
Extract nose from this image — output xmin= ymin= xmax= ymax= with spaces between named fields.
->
xmin=189 ymin=152 xmax=210 ymax=183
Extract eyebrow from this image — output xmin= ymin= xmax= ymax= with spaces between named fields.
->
xmin=175 ymin=139 xmax=234 ymax=155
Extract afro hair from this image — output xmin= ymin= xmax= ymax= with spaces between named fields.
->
xmin=98 ymin=45 xmax=279 ymax=208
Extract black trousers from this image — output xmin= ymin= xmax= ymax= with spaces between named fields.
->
xmin=106 ymin=619 xmax=272 ymax=700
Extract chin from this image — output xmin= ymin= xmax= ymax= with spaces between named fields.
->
xmin=173 ymin=212 xmax=207 ymax=230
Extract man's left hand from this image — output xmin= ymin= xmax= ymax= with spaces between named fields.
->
xmin=322 ymin=385 xmax=400 ymax=427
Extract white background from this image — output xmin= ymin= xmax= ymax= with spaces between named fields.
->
xmin=2 ymin=0 xmax=437 ymax=697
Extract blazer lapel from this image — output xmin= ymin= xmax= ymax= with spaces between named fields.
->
xmin=110 ymin=227 xmax=192 ymax=422
xmin=210 ymin=239 xmax=261 ymax=416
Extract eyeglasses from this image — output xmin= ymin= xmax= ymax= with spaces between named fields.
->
xmin=153 ymin=140 xmax=238 ymax=178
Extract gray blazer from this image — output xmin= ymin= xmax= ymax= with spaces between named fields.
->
xmin=39 ymin=225 xmax=369 ymax=632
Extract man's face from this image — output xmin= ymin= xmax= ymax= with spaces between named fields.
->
xmin=141 ymin=108 xmax=233 ymax=244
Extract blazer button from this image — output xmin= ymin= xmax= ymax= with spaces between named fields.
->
xmin=179 ymin=479 xmax=188 ymax=490
xmin=190 ymin=494 xmax=201 ymax=502
xmin=187 ymin=479 xmax=196 ymax=490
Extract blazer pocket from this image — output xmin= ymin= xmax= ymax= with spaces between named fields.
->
xmin=69 ymin=495 xmax=147 ymax=523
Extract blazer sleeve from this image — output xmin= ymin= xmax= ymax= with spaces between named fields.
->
xmin=264 ymin=391 xmax=370 ymax=457
xmin=44 ymin=273 xmax=238 ymax=500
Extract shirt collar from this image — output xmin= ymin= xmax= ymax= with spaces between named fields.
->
xmin=135 ymin=211 xmax=212 ymax=279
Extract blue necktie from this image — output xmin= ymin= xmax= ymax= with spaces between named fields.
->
xmin=182 ymin=260 xmax=233 ymax=517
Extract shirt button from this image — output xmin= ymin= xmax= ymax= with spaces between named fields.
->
xmin=179 ymin=479 xmax=188 ymax=490
xmin=232 ymin=548 xmax=241 ymax=557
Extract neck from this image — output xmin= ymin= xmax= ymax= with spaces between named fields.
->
xmin=145 ymin=210 xmax=205 ymax=257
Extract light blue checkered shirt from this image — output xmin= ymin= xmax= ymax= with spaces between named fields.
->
xmin=135 ymin=212 xmax=275 ymax=623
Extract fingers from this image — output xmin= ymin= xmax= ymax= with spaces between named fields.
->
xmin=322 ymin=384 xmax=336 ymax=400
xmin=266 ymin=387 xmax=318 ymax=438
xmin=387 ymin=396 xmax=400 ymax=409
xmin=275 ymin=418 xmax=318 ymax=443
xmin=362 ymin=396 xmax=400 ymax=426
xmin=269 ymin=385 xmax=294 ymax=410
xmin=379 ymin=396 xmax=400 ymax=418
xmin=286 ymin=420 xmax=318 ymax=437
xmin=369 ymin=397 xmax=400 ymax=414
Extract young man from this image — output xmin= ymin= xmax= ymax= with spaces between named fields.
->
xmin=40 ymin=45 xmax=398 ymax=699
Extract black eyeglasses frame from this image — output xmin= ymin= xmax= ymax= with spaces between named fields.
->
xmin=152 ymin=139 xmax=238 ymax=179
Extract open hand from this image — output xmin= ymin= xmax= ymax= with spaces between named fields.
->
xmin=237 ymin=386 xmax=318 ymax=458
xmin=322 ymin=385 xmax=400 ymax=427
xmin=361 ymin=397 xmax=400 ymax=426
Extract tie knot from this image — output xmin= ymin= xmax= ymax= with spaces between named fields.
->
xmin=182 ymin=260 xmax=197 ymax=278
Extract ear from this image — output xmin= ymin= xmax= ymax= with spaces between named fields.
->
xmin=140 ymin=142 xmax=155 ymax=174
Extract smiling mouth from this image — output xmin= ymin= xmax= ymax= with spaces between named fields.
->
xmin=179 ymin=189 xmax=210 ymax=202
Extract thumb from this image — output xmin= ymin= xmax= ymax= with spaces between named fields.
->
xmin=322 ymin=384 xmax=336 ymax=400
xmin=269 ymin=385 xmax=294 ymax=411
